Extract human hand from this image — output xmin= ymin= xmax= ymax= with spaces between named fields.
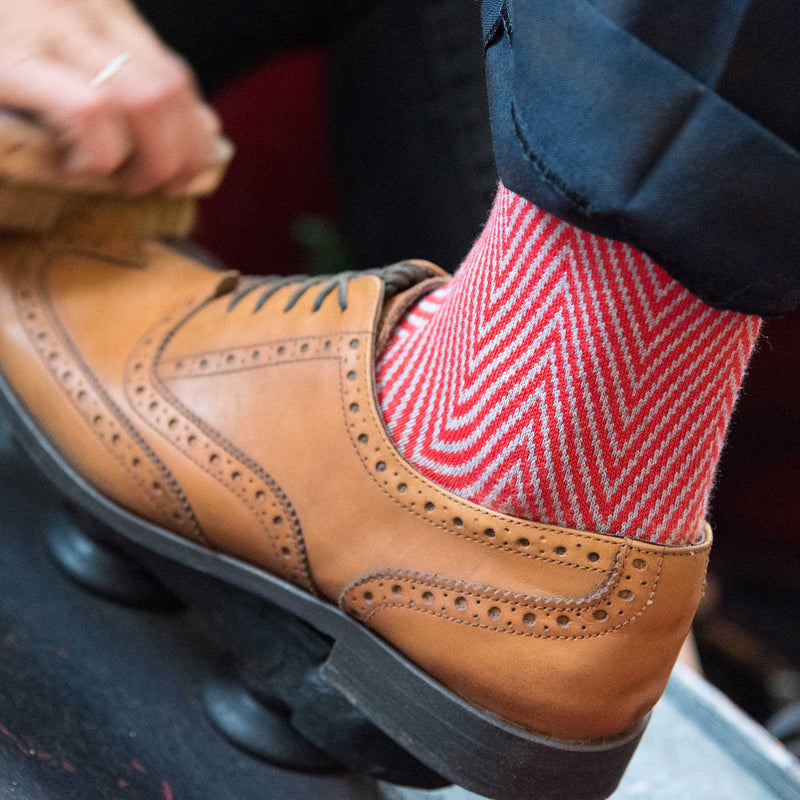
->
xmin=0 ymin=0 xmax=221 ymax=193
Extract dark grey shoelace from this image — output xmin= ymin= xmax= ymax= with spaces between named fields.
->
xmin=225 ymin=262 xmax=437 ymax=314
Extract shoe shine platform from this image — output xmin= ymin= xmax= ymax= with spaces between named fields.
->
xmin=48 ymin=498 xmax=447 ymax=787
xmin=0 ymin=114 xmax=798 ymax=800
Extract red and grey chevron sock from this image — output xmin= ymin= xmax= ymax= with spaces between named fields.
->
xmin=376 ymin=183 xmax=761 ymax=545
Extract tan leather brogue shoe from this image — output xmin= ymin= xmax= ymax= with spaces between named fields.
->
xmin=0 ymin=125 xmax=710 ymax=800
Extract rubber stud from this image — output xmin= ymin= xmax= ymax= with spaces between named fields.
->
xmin=46 ymin=505 xmax=179 ymax=609
xmin=203 ymin=677 xmax=339 ymax=772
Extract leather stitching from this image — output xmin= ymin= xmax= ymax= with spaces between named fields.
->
xmin=157 ymin=330 xmax=370 ymax=366
xmin=160 ymin=349 xmax=364 ymax=382
xmin=337 ymin=277 xmax=710 ymax=572
xmin=339 ymin=340 xmax=616 ymax=573
xmin=14 ymin=247 xmax=204 ymax=544
xmin=124 ymin=296 xmax=315 ymax=591
xmin=341 ymin=550 xmax=669 ymax=641
xmin=339 ymin=548 xmax=630 ymax=611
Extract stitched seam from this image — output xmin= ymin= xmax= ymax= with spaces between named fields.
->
xmin=500 ymin=4 xmax=513 ymax=40
xmin=46 ymin=239 xmax=146 ymax=269
xmin=159 ymin=330 xmax=371 ymax=364
xmin=153 ymin=374 xmax=309 ymax=585
xmin=340 ymin=332 xmax=617 ymax=572
xmin=510 ymin=103 xmax=591 ymax=212
xmin=339 ymin=552 xmax=629 ymax=611
xmin=26 ymin=248 xmax=203 ymax=543
xmin=356 ymin=557 xmax=664 ymax=641
xmin=342 ymin=314 xmax=707 ymax=560
xmin=162 ymin=353 xmax=342 ymax=381
xmin=483 ymin=0 xmax=509 ymax=48
xmin=125 ymin=318 xmax=291 ymax=574
xmin=135 ymin=299 xmax=315 ymax=590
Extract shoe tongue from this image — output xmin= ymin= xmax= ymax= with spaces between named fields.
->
xmin=376 ymin=262 xmax=450 ymax=355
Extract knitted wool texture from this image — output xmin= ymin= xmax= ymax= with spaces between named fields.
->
xmin=376 ymin=184 xmax=760 ymax=544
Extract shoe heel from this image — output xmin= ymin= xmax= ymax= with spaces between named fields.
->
xmin=165 ymin=565 xmax=449 ymax=788
xmin=323 ymin=636 xmax=646 ymax=800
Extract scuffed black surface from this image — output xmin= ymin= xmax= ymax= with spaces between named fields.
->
xmin=0 ymin=432 xmax=380 ymax=800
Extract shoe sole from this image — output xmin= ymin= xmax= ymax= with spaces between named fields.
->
xmin=0 ymin=368 xmax=646 ymax=800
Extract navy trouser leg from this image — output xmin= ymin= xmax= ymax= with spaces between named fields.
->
xmin=483 ymin=0 xmax=800 ymax=315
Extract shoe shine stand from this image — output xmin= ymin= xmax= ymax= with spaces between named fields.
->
xmin=47 ymin=502 xmax=447 ymax=788
xmin=1 ymin=420 xmax=798 ymax=800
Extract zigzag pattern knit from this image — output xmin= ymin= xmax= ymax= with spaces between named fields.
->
xmin=376 ymin=184 xmax=761 ymax=544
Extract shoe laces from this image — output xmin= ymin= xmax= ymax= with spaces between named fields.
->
xmin=225 ymin=262 xmax=436 ymax=315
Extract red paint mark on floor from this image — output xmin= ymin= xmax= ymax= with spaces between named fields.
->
xmin=0 ymin=721 xmax=33 ymax=756
xmin=118 ymin=779 xmax=129 ymax=789
xmin=162 ymin=780 xmax=174 ymax=800
xmin=131 ymin=759 xmax=146 ymax=773
xmin=0 ymin=722 xmax=65 ymax=767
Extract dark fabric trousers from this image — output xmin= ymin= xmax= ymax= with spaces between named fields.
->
xmin=482 ymin=0 xmax=800 ymax=316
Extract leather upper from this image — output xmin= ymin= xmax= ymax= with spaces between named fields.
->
xmin=0 ymin=217 xmax=711 ymax=742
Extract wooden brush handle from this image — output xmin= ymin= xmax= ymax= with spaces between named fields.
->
xmin=0 ymin=110 xmax=233 ymax=197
